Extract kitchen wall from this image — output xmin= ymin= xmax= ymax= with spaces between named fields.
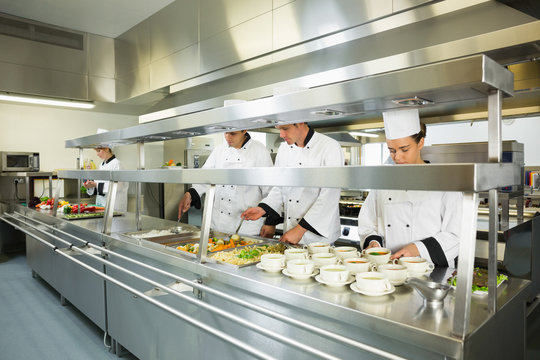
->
xmin=0 ymin=102 xmax=138 ymax=171
xmin=425 ymin=115 xmax=540 ymax=165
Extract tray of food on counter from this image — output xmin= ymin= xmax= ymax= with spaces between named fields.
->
xmin=209 ymin=241 xmax=288 ymax=267
xmin=168 ymin=234 xmax=263 ymax=254
xmin=122 ymin=226 xmax=200 ymax=245
xmin=63 ymin=211 xmax=123 ymax=220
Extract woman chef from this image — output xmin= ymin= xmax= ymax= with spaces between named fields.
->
xmin=177 ymin=130 xmax=273 ymax=236
xmin=83 ymin=141 xmax=129 ymax=212
xmin=242 ymin=122 xmax=343 ymax=245
xmin=357 ymin=109 xmax=462 ymax=267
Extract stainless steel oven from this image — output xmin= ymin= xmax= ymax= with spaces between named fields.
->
xmin=0 ymin=151 xmax=40 ymax=172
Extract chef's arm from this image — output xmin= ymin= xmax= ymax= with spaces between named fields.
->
xmin=415 ymin=192 xmax=463 ymax=267
xmin=357 ymin=191 xmax=384 ymax=248
xmin=187 ymin=188 xmax=201 ymax=209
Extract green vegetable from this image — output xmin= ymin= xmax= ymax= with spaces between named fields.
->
xmin=40 ymin=196 xmax=49 ymax=202
xmin=63 ymin=206 xmax=72 ymax=214
xmin=176 ymin=162 xmax=182 ymax=166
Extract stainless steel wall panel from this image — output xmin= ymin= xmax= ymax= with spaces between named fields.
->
xmin=392 ymin=0 xmax=438 ymax=12
xmin=0 ymin=33 xmax=87 ymax=74
xmin=87 ymin=34 xmax=115 ymax=79
xmin=149 ymin=0 xmax=198 ymax=63
xmin=272 ymin=0 xmax=392 ymax=50
xmin=114 ymin=20 xmax=151 ymax=78
xmin=273 ymin=0 xmax=295 ymax=9
xmin=150 ymin=43 xmax=200 ymax=91
xmin=200 ymin=13 xmax=272 ymax=73
xmin=116 ymin=65 xmax=151 ymax=101
xmin=200 ymin=0 xmax=272 ymax=40
xmin=0 ymin=61 xmax=89 ymax=100
xmin=89 ymin=76 xmax=116 ymax=103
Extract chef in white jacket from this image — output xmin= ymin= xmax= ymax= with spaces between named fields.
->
xmin=357 ymin=109 xmax=462 ymax=267
xmin=83 ymin=144 xmax=129 ymax=211
xmin=242 ymin=123 xmax=343 ymax=245
xmin=177 ymin=130 xmax=273 ymax=235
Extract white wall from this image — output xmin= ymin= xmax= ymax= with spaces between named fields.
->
xmin=0 ymin=102 xmax=138 ymax=171
xmin=426 ymin=115 xmax=540 ymax=166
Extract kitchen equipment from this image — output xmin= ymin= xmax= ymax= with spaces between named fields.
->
xmin=231 ymin=217 xmax=244 ymax=238
xmin=407 ymin=277 xmax=451 ymax=307
xmin=0 ymin=151 xmax=39 ymax=172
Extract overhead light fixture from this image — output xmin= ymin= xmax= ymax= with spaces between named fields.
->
xmin=350 ymin=131 xmax=379 ymax=138
xmin=391 ymin=96 xmax=433 ymax=106
xmin=0 ymin=93 xmax=95 ymax=109
xmin=310 ymin=109 xmax=345 ymax=116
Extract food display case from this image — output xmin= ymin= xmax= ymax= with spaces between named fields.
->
xmin=1 ymin=54 xmax=537 ymax=359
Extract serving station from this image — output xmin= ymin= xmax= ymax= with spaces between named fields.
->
xmin=2 ymin=53 xmax=539 ymax=359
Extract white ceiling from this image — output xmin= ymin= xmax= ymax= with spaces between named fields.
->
xmin=0 ymin=0 xmax=175 ymax=38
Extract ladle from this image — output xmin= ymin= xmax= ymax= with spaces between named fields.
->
xmin=407 ymin=277 xmax=451 ymax=307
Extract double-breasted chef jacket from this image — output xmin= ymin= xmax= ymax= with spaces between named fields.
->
xmin=357 ymin=189 xmax=463 ymax=267
xmin=86 ymin=155 xmax=129 ymax=211
xmin=189 ymin=133 xmax=273 ymax=235
xmin=259 ymin=128 xmax=343 ymax=245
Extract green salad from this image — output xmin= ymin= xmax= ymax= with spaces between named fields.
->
xmin=448 ymin=267 xmax=508 ymax=292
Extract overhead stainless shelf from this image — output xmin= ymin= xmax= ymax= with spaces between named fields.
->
xmin=58 ymin=162 xmax=521 ymax=192
xmin=64 ymin=54 xmax=514 ymax=149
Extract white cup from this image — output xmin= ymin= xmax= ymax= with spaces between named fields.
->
xmin=311 ymin=252 xmax=338 ymax=267
xmin=356 ymin=272 xmax=393 ymax=293
xmin=285 ymin=248 xmax=309 ymax=260
xmin=398 ymin=257 xmax=435 ymax=274
xmin=332 ymin=246 xmax=360 ymax=259
xmin=342 ymin=257 xmax=371 ymax=274
xmin=363 ymin=247 xmax=392 ymax=265
xmin=306 ymin=242 xmax=331 ymax=254
xmin=377 ymin=264 xmax=408 ymax=285
xmin=260 ymin=254 xmax=286 ymax=269
xmin=320 ymin=265 xmax=350 ymax=283
xmin=287 ymin=259 xmax=315 ymax=275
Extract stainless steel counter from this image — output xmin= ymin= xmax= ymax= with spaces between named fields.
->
xmin=1 ymin=202 xmax=533 ymax=359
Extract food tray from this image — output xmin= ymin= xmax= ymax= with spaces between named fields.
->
xmin=209 ymin=241 xmax=288 ymax=268
xmin=63 ymin=212 xmax=123 ymax=220
xmin=122 ymin=230 xmax=200 ymax=245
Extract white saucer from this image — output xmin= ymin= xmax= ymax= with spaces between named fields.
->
xmin=315 ymin=274 xmax=355 ymax=287
xmin=350 ymin=282 xmax=396 ymax=296
xmin=256 ymin=263 xmax=283 ymax=273
xmin=389 ymin=280 xmax=406 ymax=286
xmin=282 ymin=268 xmax=318 ymax=280
xmin=407 ymin=268 xmax=433 ymax=278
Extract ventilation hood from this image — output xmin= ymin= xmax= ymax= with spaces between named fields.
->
xmin=65 ymin=54 xmax=513 ymax=148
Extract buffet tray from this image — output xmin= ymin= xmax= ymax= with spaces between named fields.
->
xmin=63 ymin=212 xmax=123 ymax=220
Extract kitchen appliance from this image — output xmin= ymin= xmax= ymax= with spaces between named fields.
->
xmin=0 ymin=151 xmax=39 ymax=172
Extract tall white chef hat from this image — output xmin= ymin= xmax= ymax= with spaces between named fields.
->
xmin=96 ymin=128 xmax=114 ymax=150
xmin=383 ymin=108 xmax=421 ymax=140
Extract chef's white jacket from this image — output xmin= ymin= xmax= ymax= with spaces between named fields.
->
xmin=357 ymin=189 xmax=463 ymax=267
xmin=261 ymin=130 xmax=343 ymax=245
xmin=191 ymin=136 xmax=273 ymax=235
xmin=86 ymin=156 xmax=129 ymax=211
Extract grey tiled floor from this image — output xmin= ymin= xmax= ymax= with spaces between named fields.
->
xmin=0 ymin=251 xmax=137 ymax=360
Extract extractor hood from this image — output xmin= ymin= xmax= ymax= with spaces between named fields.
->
xmin=65 ymin=54 xmax=513 ymax=148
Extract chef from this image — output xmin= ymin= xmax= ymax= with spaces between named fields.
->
xmin=357 ymin=109 xmax=462 ymax=267
xmin=83 ymin=135 xmax=129 ymax=211
xmin=177 ymin=130 xmax=273 ymax=235
xmin=242 ymin=122 xmax=343 ymax=245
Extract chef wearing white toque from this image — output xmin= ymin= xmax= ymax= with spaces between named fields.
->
xmin=357 ymin=109 xmax=463 ymax=267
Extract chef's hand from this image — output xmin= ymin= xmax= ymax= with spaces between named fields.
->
xmin=366 ymin=240 xmax=381 ymax=249
xmin=83 ymin=180 xmax=96 ymax=189
xmin=279 ymin=225 xmax=307 ymax=245
xmin=178 ymin=192 xmax=192 ymax=218
xmin=241 ymin=207 xmax=265 ymax=221
xmin=391 ymin=243 xmax=420 ymax=260
xmin=259 ymin=225 xmax=276 ymax=238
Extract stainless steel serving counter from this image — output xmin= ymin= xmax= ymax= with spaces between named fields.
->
xmin=1 ymin=202 xmax=533 ymax=360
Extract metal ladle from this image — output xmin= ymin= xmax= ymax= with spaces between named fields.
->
xmin=230 ymin=218 xmax=244 ymax=239
xmin=171 ymin=218 xmax=183 ymax=234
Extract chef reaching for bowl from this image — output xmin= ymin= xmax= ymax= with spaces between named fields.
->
xmin=357 ymin=109 xmax=463 ymax=268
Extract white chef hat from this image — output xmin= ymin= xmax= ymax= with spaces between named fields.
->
xmin=383 ymin=108 xmax=421 ymax=140
xmin=96 ymin=128 xmax=114 ymax=150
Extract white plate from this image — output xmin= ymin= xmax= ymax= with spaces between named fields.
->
xmin=315 ymin=274 xmax=355 ymax=287
xmin=282 ymin=268 xmax=318 ymax=280
xmin=350 ymin=282 xmax=396 ymax=296
xmin=256 ymin=263 xmax=283 ymax=273
xmin=449 ymin=277 xmax=506 ymax=295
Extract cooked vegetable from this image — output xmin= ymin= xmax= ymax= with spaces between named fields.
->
xmin=448 ymin=267 xmax=508 ymax=292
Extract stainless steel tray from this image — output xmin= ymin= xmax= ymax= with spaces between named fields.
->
xmin=121 ymin=227 xmax=200 ymax=245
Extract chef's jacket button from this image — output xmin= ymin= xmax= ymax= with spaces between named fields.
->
xmin=388 ymin=198 xmax=392 ymax=201
xmin=387 ymin=224 xmax=391 ymax=227
xmin=299 ymin=162 xmax=302 ymax=165
xmin=221 ymin=198 xmax=224 ymax=200
xmin=296 ymin=200 xmax=299 ymax=203
xmin=237 ymin=158 xmax=240 ymax=161
xmin=290 ymin=146 xmax=293 ymax=148
xmin=220 ymin=211 xmax=223 ymax=213
xmin=228 ymin=199 xmax=231 ymax=201
xmin=307 ymin=146 xmax=310 ymax=149
xmin=287 ymin=217 xmax=291 ymax=219
xmin=406 ymin=224 xmax=410 ymax=227
xmin=288 ymin=199 xmax=291 ymax=202
xmin=296 ymin=218 xmax=300 ymax=221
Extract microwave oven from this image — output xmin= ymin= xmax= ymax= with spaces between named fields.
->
xmin=0 ymin=151 xmax=40 ymax=172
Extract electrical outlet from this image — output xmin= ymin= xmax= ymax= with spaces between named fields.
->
xmin=14 ymin=178 xmax=24 ymax=184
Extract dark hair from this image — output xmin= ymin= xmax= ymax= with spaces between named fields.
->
xmin=411 ymin=122 xmax=426 ymax=143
